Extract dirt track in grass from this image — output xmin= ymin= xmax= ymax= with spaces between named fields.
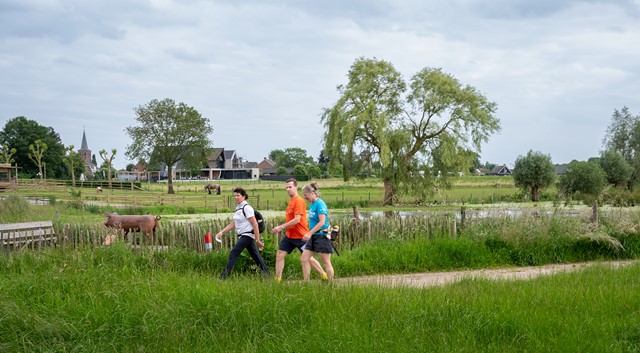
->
xmin=334 ymin=260 xmax=638 ymax=288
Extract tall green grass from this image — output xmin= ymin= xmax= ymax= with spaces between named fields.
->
xmin=1 ymin=248 xmax=639 ymax=352
xmin=0 ymin=193 xmax=32 ymax=223
xmin=4 ymin=195 xmax=640 ymax=279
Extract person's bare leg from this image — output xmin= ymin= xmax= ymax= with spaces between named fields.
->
xmin=300 ymin=250 xmax=314 ymax=280
xmin=320 ymin=253 xmax=334 ymax=280
xmin=275 ymin=250 xmax=287 ymax=281
xmin=309 ymin=256 xmax=325 ymax=278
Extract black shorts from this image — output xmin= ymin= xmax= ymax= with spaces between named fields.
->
xmin=304 ymin=234 xmax=333 ymax=254
xmin=279 ymin=237 xmax=307 ymax=254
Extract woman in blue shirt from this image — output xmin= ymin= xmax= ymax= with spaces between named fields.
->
xmin=300 ymin=183 xmax=334 ymax=281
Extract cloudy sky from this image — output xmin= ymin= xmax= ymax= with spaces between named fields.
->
xmin=1 ymin=0 xmax=639 ymax=170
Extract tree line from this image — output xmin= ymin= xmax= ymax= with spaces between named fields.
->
xmin=2 ymin=57 xmax=637 ymax=203
xmin=512 ymin=106 xmax=640 ymax=217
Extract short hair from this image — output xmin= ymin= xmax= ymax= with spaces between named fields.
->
xmin=233 ymin=187 xmax=249 ymax=199
xmin=285 ymin=178 xmax=298 ymax=186
xmin=301 ymin=182 xmax=320 ymax=196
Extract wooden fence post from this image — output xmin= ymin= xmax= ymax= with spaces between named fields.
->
xmin=460 ymin=206 xmax=466 ymax=230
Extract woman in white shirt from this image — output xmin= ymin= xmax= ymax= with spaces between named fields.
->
xmin=215 ymin=187 xmax=270 ymax=279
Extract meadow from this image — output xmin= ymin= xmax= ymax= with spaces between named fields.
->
xmin=10 ymin=176 xmax=523 ymax=221
xmin=2 ymin=177 xmax=640 ymax=351
xmin=1 ymin=246 xmax=640 ymax=352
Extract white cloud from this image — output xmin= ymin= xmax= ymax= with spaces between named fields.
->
xmin=1 ymin=0 xmax=640 ymax=169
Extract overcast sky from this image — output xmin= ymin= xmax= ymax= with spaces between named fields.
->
xmin=1 ymin=0 xmax=639 ymax=170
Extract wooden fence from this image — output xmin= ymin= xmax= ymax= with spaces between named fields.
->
xmin=3 ymin=205 xmax=625 ymax=254
xmin=3 ymin=214 xmax=459 ymax=254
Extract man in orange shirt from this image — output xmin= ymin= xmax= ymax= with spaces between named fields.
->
xmin=271 ymin=178 xmax=326 ymax=282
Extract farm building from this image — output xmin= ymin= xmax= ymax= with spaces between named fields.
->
xmin=0 ymin=163 xmax=17 ymax=190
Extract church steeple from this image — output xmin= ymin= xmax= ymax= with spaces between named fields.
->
xmin=78 ymin=128 xmax=95 ymax=173
xmin=81 ymin=130 xmax=89 ymax=150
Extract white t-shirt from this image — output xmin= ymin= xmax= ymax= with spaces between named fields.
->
xmin=234 ymin=201 xmax=256 ymax=238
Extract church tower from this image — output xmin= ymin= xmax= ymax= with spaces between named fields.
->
xmin=78 ymin=129 xmax=96 ymax=175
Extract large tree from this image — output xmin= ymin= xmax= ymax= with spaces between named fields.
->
xmin=322 ymin=58 xmax=500 ymax=205
xmin=268 ymin=147 xmax=315 ymax=169
xmin=558 ymin=161 xmax=606 ymax=196
xmin=599 ymin=149 xmax=632 ymax=188
xmin=125 ymin=98 xmax=213 ymax=194
xmin=0 ymin=116 xmax=66 ymax=178
xmin=512 ymin=150 xmax=556 ymax=202
xmin=602 ymin=106 xmax=640 ymax=190
xmin=558 ymin=160 xmax=607 ymax=222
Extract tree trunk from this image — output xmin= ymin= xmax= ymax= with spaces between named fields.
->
xmin=167 ymin=165 xmax=175 ymax=194
xmin=71 ymin=163 xmax=76 ymax=187
xmin=107 ymin=162 xmax=112 ymax=189
xmin=383 ymin=178 xmax=395 ymax=206
xmin=531 ymin=185 xmax=539 ymax=202
xmin=590 ymin=201 xmax=599 ymax=223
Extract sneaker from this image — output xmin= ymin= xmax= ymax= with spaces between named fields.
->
xmin=321 ymin=272 xmax=328 ymax=281
xmin=276 ymin=277 xmax=283 ymax=283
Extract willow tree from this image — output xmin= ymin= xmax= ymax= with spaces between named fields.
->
xmin=322 ymin=58 xmax=500 ymax=205
xmin=558 ymin=160 xmax=606 ymax=222
xmin=99 ymin=148 xmax=117 ymax=189
xmin=63 ymin=145 xmax=84 ymax=187
xmin=125 ymin=98 xmax=213 ymax=194
xmin=512 ymin=150 xmax=556 ymax=202
xmin=602 ymin=106 xmax=640 ymax=190
xmin=28 ymin=139 xmax=47 ymax=181
xmin=1 ymin=144 xmax=16 ymax=164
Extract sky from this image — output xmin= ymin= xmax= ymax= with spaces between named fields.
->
xmin=1 ymin=0 xmax=639 ymax=170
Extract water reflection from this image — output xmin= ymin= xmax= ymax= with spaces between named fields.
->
xmin=331 ymin=208 xmax=586 ymax=220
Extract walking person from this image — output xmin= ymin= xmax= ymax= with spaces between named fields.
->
xmin=300 ymin=183 xmax=335 ymax=281
xmin=215 ymin=187 xmax=270 ymax=279
xmin=271 ymin=178 xmax=326 ymax=283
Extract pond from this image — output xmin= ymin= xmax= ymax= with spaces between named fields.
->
xmin=329 ymin=205 xmax=589 ymax=221
xmin=157 ymin=204 xmax=599 ymax=223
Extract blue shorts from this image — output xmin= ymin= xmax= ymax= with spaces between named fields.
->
xmin=278 ymin=237 xmax=307 ymax=254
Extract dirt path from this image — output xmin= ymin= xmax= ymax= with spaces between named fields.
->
xmin=334 ymin=260 xmax=638 ymax=288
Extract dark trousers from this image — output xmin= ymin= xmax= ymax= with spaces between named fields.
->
xmin=219 ymin=235 xmax=270 ymax=279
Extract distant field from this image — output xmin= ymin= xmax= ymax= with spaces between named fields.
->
xmin=10 ymin=176 xmax=524 ymax=213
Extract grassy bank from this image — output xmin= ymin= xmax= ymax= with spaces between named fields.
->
xmin=1 ymin=247 xmax=639 ymax=352
xmin=3 ymin=191 xmax=640 ymax=278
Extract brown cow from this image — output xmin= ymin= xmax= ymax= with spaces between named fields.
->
xmin=103 ymin=212 xmax=160 ymax=244
xmin=204 ymin=183 xmax=221 ymax=195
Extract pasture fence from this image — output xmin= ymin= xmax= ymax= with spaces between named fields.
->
xmin=2 ymin=215 xmax=458 ymax=253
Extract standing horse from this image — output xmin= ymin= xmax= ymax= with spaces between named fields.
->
xmin=204 ymin=184 xmax=221 ymax=195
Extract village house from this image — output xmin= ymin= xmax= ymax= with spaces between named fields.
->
xmin=488 ymin=164 xmax=512 ymax=176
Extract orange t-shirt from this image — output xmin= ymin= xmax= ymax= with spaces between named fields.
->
xmin=285 ymin=195 xmax=309 ymax=239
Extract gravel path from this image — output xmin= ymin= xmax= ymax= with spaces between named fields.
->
xmin=334 ymin=260 xmax=638 ymax=288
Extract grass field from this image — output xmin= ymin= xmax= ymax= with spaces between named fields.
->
xmin=9 ymin=177 xmax=523 ymax=216
xmin=1 ymin=247 xmax=639 ymax=352
xmin=3 ymin=178 xmax=640 ymax=351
